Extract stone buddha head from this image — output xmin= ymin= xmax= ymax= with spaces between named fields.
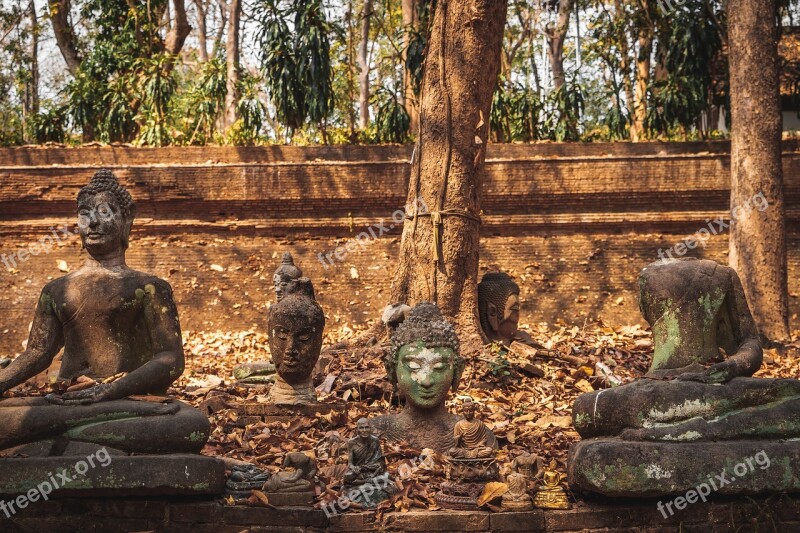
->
xmin=268 ymin=278 xmax=325 ymax=384
xmin=385 ymin=302 xmax=463 ymax=410
xmin=77 ymin=169 xmax=136 ymax=258
xmin=274 ymin=252 xmax=303 ymax=302
xmin=478 ymin=272 xmax=521 ymax=344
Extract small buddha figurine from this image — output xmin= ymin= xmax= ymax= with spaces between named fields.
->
xmin=437 ymin=399 xmax=499 ymax=510
xmin=502 ymin=472 xmax=533 ymax=511
xmin=477 ymin=271 xmax=536 ymax=346
xmin=0 ymin=170 xmax=210 ymax=455
xmin=262 ymin=452 xmax=318 ymax=494
xmin=341 ymin=418 xmax=394 ymax=508
xmin=371 ymin=302 xmax=464 ymax=453
xmin=267 ymin=278 xmax=324 ymax=405
xmin=274 ymin=252 xmax=303 ymax=302
xmin=533 ymin=466 xmax=571 ymax=510
xmin=449 ymin=400 xmax=497 ymax=459
xmin=501 ymin=453 xmax=541 ymax=512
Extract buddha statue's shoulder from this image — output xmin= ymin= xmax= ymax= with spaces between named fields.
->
xmin=123 ymin=271 xmax=177 ymax=298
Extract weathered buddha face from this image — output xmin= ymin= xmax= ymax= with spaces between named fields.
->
xmin=269 ymin=309 xmax=323 ymax=384
xmin=274 ymin=273 xmax=294 ymax=302
xmin=461 ymin=402 xmax=476 ymax=421
xmin=356 ymin=418 xmax=372 ymax=439
xmin=396 ymin=340 xmax=455 ymax=410
xmin=488 ymin=292 xmax=520 ymax=341
xmin=77 ymin=192 xmax=130 ymax=258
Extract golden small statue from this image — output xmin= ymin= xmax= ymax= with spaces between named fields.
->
xmin=533 ymin=463 xmax=571 ymax=510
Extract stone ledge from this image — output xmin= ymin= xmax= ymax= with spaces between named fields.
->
xmin=0 ymin=495 xmax=799 ymax=532
xmin=0 ymin=455 xmax=226 ymax=497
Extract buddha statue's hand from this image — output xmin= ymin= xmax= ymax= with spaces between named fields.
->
xmin=675 ymin=360 xmax=735 ymax=385
xmin=45 ymin=383 xmax=114 ymax=405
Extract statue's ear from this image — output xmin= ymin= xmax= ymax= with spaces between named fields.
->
xmin=487 ymin=302 xmax=500 ymax=332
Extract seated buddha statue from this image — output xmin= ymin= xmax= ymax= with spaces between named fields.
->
xmin=478 ymin=271 xmax=537 ymax=347
xmin=371 ymin=302 xmax=465 ymax=453
xmin=0 ymin=170 xmax=211 ymax=456
xmin=569 ymin=258 xmax=800 ymax=497
xmin=341 ymin=418 xmax=394 ymax=508
xmin=266 ymin=278 xmax=325 ymax=405
xmin=449 ymin=400 xmax=497 ymax=459
xmin=262 ymin=451 xmax=317 ymax=493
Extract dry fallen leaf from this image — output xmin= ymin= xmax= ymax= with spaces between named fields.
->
xmin=477 ymin=482 xmax=508 ymax=506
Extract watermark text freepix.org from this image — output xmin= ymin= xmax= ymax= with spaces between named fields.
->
xmin=657 ymin=192 xmax=768 ymax=263
xmin=317 ymin=197 xmax=429 ymax=269
xmin=0 ymin=447 xmax=112 ymax=518
xmin=1 ymin=203 xmax=116 ymax=271
xmin=657 ymin=450 xmax=771 ymax=518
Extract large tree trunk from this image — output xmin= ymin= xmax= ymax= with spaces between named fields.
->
xmin=728 ymin=0 xmax=790 ymax=341
xmin=48 ymin=0 xmax=81 ymax=76
xmin=194 ymin=0 xmax=209 ymax=62
xmin=390 ymin=0 xmax=508 ymax=354
xmin=547 ymin=0 xmax=573 ymax=91
xmin=358 ymin=0 xmax=373 ymax=129
xmin=631 ymin=32 xmax=651 ymax=142
xmin=23 ymin=0 xmax=39 ymax=143
xmin=402 ymin=0 xmax=420 ymax=134
xmin=224 ymin=0 xmax=241 ymax=127
xmin=165 ymin=0 xmax=191 ymax=56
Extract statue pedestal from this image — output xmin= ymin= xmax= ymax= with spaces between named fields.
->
xmin=436 ymin=457 xmax=499 ymax=511
xmin=569 ymin=438 xmax=800 ymax=498
xmin=0 ymin=455 xmax=226 ymax=497
xmin=235 ymin=401 xmax=347 ymax=429
xmin=263 ymin=491 xmax=315 ymax=506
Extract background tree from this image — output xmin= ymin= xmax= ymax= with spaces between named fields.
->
xmin=391 ymin=0 xmax=508 ymax=351
xmin=728 ymin=0 xmax=790 ymax=341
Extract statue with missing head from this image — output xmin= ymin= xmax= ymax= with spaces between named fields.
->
xmin=569 ymin=258 xmax=800 ymax=498
xmin=478 ymin=271 xmax=536 ymax=346
xmin=0 ymin=170 xmax=223 ymax=494
xmin=371 ymin=302 xmax=465 ymax=454
xmin=267 ymin=278 xmax=325 ymax=405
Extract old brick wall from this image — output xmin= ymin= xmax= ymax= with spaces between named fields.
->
xmin=0 ymin=142 xmax=798 ymax=354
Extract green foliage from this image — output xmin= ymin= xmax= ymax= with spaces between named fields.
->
xmin=135 ymin=55 xmax=178 ymax=146
xmin=373 ymin=86 xmax=409 ymax=143
xmin=256 ymin=0 xmax=335 ymax=134
xmin=227 ymin=74 xmax=267 ymax=145
xmin=28 ymin=107 xmax=68 ymax=144
xmin=646 ymin=0 xmax=723 ymax=135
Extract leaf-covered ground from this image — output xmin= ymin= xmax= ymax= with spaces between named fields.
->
xmin=170 ymin=321 xmax=800 ymax=512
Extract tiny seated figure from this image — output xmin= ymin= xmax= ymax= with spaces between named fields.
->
xmin=262 ymin=452 xmax=317 ymax=493
xmin=478 ymin=271 xmax=536 ymax=347
xmin=0 ymin=170 xmax=210 ymax=455
xmin=449 ymin=400 xmax=497 ymax=459
xmin=371 ymin=302 xmax=464 ymax=453
xmin=569 ymin=258 xmax=800 ymax=497
xmin=267 ymin=278 xmax=325 ymax=405
xmin=437 ymin=399 xmax=499 ymax=510
xmin=502 ymin=453 xmax=543 ymax=511
xmin=274 ymin=252 xmax=303 ymax=302
xmin=532 ymin=467 xmax=570 ymax=510
xmin=502 ymin=468 xmax=533 ymax=512
xmin=341 ymin=418 xmax=394 ymax=508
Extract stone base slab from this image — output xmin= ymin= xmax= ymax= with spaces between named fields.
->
xmin=568 ymin=438 xmax=800 ymax=498
xmin=263 ymin=491 xmax=315 ymax=506
xmin=0 ymin=454 xmax=226 ymax=497
xmin=235 ymin=401 xmax=347 ymax=429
